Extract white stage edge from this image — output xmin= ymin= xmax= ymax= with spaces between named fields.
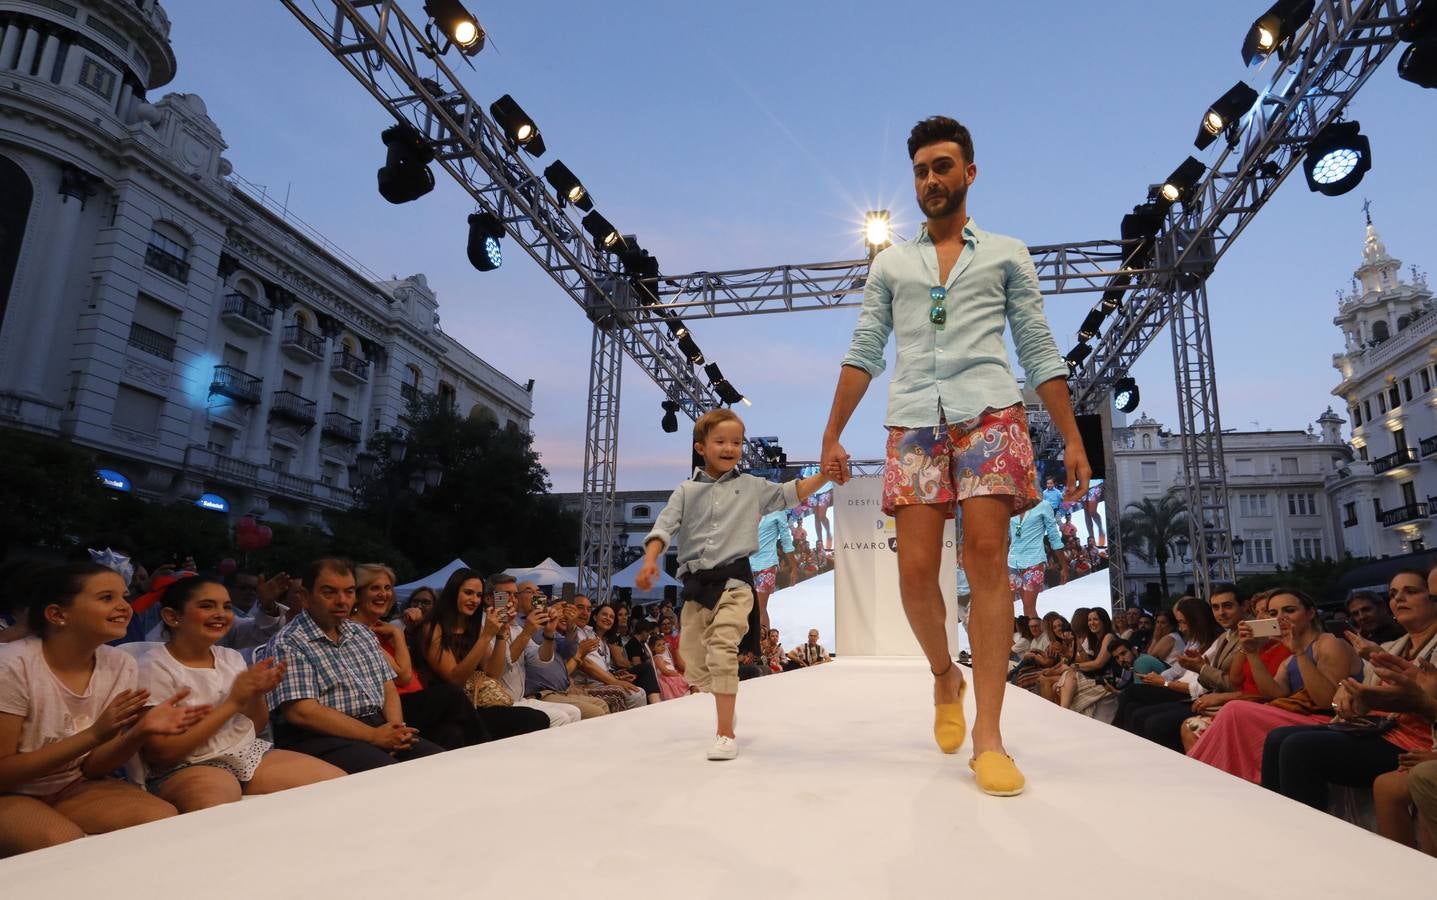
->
xmin=4 ymin=658 xmax=1433 ymax=897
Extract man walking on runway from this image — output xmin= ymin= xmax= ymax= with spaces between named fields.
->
xmin=820 ymin=116 xmax=1090 ymax=796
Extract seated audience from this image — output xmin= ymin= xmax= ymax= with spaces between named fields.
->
xmin=1068 ymin=639 xmax=1138 ymax=720
xmin=259 ymin=557 xmax=445 ymax=773
xmin=402 ymin=586 xmax=436 ymax=631
xmin=1039 ymin=608 xmax=1087 ymax=701
xmin=144 ymin=570 xmax=290 ymax=657
xmin=624 ymin=617 xmax=664 ymax=704
xmin=1009 ymin=612 xmax=1063 ymax=690
xmin=598 ymin=604 xmax=659 ymax=703
xmin=568 ymin=595 xmax=645 ymax=711
xmin=520 ymin=599 xmax=608 ymax=719
xmin=652 ymin=633 xmax=691 ymax=700
xmin=790 ymin=629 xmax=832 ymax=667
xmin=411 ymin=569 xmax=550 ymax=738
xmin=352 ymin=564 xmax=494 ymax=749
xmin=1261 ymin=569 xmax=1437 ymax=816
xmin=0 ymin=563 xmax=199 ymax=855
xmin=138 ymin=577 xmax=342 ymax=811
xmin=1347 ymin=589 xmax=1404 ymax=644
xmin=1187 ymin=587 xmax=1361 ymax=783
xmin=1180 ymin=589 xmax=1290 ymax=751
xmin=1135 ymin=608 xmax=1186 ymax=674
xmin=493 ymin=578 xmax=582 ymax=726
xmin=1058 ymin=608 xmax=1118 ymax=710
xmin=1114 ymin=595 xmax=1221 ymax=737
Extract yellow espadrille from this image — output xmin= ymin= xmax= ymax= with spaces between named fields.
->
xmin=933 ymin=668 xmax=968 ymax=754
xmin=970 ymin=751 xmax=1026 ymax=797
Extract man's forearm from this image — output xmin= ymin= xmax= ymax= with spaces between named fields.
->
xmin=1034 ymin=379 xmax=1080 ymax=442
xmin=823 ymin=366 xmax=871 ymax=441
xmin=283 ymin=700 xmax=376 ymax=742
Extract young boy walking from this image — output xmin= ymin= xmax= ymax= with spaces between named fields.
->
xmin=637 ymin=409 xmax=828 ymax=760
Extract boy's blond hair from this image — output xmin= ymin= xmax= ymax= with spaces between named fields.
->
xmin=693 ymin=408 xmax=744 ymax=445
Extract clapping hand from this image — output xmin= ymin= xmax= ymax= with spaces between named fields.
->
xmin=257 ymin=572 xmax=291 ymax=612
xmin=1343 ymin=630 xmax=1381 ymax=661
xmin=577 ymin=637 xmax=601 ymax=657
xmin=138 ymin=689 xmax=211 ymax=736
xmin=227 ymin=658 xmax=286 ymax=707
xmin=1178 ymin=646 xmax=1205 ymax=673
xmin=88 ymin=689 xmax=150 ymax=742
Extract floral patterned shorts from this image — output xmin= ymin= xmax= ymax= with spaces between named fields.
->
xmin=1009 ymin=563 xmax=1046 ymax=593
xmin=882 ymin=403 xmax=1040 ymax=519
xmin=753 ymin=566 xmax=777 ymax=594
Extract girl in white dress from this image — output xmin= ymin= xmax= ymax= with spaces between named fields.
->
xmin=139 ymin=577 xmax=342 ymax=812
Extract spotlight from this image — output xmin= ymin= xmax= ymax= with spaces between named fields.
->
xmin=701 ymin=365 xmax=748 ymax=405
xmin=1302 ymin=121 xmax=1371 ymax=196
xmin=1242 ymin=0 xmax=1315 ymax=65
xmin=543 ymin=161 xmax=593 ymax=211
xmin=1100 ymin=290 xmax=1123 ymax=314
xmin=1157 ymin=157 xmax=1206 ymax=207
xmin=1065 ymin=342 xmax=1092 ymax=372
xmin=664 ymin=316 xmax=689 ymax=339
xmin=864 ymin=210 xmax=892 ymax=257
xmin=489 ymin=94 xmax=546 ymax=157
xmin=631 ymin=253 xmax=661 ymax=306
xmin=1397 ymin=3 xmax=1437 ymax=91
xmin=1120 ymin=202 xmax=1164 ymax=268
xmin=424 ymin=0 xmax=485 ymax=55
xmin=1113 ymin=376 xmax=1140 ymax=413
xmin=377 ymin=123 xmax=435 ymax=204
xmin=661 ymin=400 xmax=680 ymax=433
xmin=1078 ymin=306 xmax=1106 ymax=341
xmin=677 ymin=333 xmax=703 ymax=365
xmin=582 ymin=211 xmax=623 ymax=252
xmin=466 ymin=212 xmax=504 ymax=272
xmin=1194 ymin=82 xmax=1258 ymax=150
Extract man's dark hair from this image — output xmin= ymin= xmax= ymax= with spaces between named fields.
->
xmin=907 ymin=116 xmax=975 ymax=163
xmin=487 ymin=573 xmax=517 ymax=593
xmin=301 ymin=557 xmax=354 ymax=592
xmin=1209 ymin=582 xmax=1241 ymax=604
xmin=1346 ymin=589 xmax=1384 ymax=611
xmin=1108 ymin=638 xmax=1135 ymax=657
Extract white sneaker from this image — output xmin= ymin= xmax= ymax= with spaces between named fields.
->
xmin=707 ymin=735 xmax=739 ymax=761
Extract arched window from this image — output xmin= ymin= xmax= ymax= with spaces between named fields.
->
xmin=437 ymin=380 xmax=456 ymax=409
xmin=145 ymin=221 xmax=191 ymax=282
xmin=632 ymin=505 xmax=651 ymax=519
xmin=0 ymin=154 xmax=33 ymax=328
xmin=293 ymin=309 xmax=312 ymax=330
xmin=1397 ymin=315 xmax=1411 ymax=331
xmin=1371 ymin=320 xmax=1390 ymax=343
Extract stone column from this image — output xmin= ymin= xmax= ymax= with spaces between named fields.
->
xmin=301 ymin=317 xmax=339 ymax=478
xmin=9 ymin=165 xmax=95 ymax=397
xmin=0 ymin=23 xmax=23 ymax=71
xmin=242 ymin=289 xmax=290 ymax=462
xmin=36 ymin=32 xmax=59 ymax=82
xmin=15 ymin=26 xmax=39 ymax=74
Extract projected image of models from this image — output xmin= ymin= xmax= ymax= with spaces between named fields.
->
xmin=1035 ymin=457 xmax=1110 ymax=589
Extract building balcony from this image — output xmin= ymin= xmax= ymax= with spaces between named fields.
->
xmin=277 ymin=471 xmax=314 ymax=497
xmin=270 ymin=391 xmax=317 ymax=426
xmin=1371 ymin=446 xmax=1419 ymax=475
xmin=281 ymin=324 xmax=325 ymax=363
xmin=221 ymin=293 xmax=274 ymax=336
xmin=126 ymin=322 xmax=176 ymax=361
xmin=331 ymin=350 xmax=369 ymax=385
xmin=209 ymin=365 xmax=262 ymax=404
xmin=1421 ymin=435 xmax=1437 ymax=459
xmin=322 ymin=411 xmax=362 ymax=443
xmin=144 ymin=244 xmax=190 ymax=283
xmin=1381 ymin=502 xmax=1431 ymax=528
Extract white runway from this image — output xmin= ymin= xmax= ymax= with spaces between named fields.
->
xmin=4 ymin=658 xmax=1434 ymax=897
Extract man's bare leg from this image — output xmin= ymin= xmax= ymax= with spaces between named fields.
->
xmin=960 ymin=495 xmax=1015 ymax=759
xmin=893 ymin=504 xmax=964 ymax=705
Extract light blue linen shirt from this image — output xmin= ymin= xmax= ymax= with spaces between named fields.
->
xmin=1008 ymin=502 xmax=1063 ymax=570
xmin=841 ymin=219 xmax=1069 ymax=427
xmin=749 ymin=509 xmax=796 ymax=571
xmin=646 ymin=468 xmax=801 ymax=578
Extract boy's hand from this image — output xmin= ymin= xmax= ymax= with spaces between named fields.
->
xmin=636 ymin=559 xmax=660 ymax=592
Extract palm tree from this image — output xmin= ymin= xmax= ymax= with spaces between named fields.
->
xmin=1120 ymin=493 xmax=1190 ymax=608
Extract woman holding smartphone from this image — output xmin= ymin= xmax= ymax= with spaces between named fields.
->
xmin=1187 ymin=587 xmax=1360 ymax=783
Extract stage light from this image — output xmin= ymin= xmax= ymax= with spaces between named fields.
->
xmin=677 ymin=333 xmax=704 ymax=365
xmin=424 ymin=0 xmax=485 ymax=55
xmin=664 ymin=316 xmax=689 ymax=339
xmin=582 ymin=211 xmax=623 ymax=251
xmin=1397 ymin=3 xmax=1437 ymax=90
xmin=1194 ymin=82 xmax=1258 ymax=150
xmin=1078 ymin=306 xmax=1106 ymax=341
xmin=489 ymin=95 xmax=546 ymax=157
xmin=1065 ymin=342 xmax=1092 ymax=373
xmin=1242 ymin=0 xmax=1314 ymax=65
xmin=661 ymin=400 xmax=680 ymax=433
xmin=1158 ymin=157 xmax=1206 ymax=206
xmin=864 ymin=210 xmax=892 ymax=257
xmin=630 ymin=253 xmax=661 ymax=305
xmin=377 ymin=123 xmax=435 ymax=204
xmin=543 ymin=161 xmax=593 ymax=211
xmin=1302 ymin=121 xmax=1371 ymax=196
xmin=701 ymin=364 xmax=748 ymax=405
xmin=466 ymin=212 xmax=504 ymax=272
xmin=1113 ymin=376 xmax=1140 ymax=413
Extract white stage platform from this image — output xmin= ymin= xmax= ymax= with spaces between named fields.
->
xmin=4 ymin=658 xmax=1434 ymax=897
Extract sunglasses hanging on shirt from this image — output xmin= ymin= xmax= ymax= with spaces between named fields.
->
xmin=929 ymin=286 xmax=947 ymax=326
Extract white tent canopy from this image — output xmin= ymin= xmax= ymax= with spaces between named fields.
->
xmin=609 ymin=556 xmax=681 ymax=602
xmin=394 ymin=558 xmax=472 ymax=601
xmin=502 ymin=557 xmax=579 ymax=587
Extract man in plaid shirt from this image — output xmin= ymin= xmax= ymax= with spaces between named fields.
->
xmin=259 ymin=558 xmax=443 ymax=772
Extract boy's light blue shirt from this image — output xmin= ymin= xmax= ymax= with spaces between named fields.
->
xmin=840 ymin=219 xmax=1070 ymax=427
xmin=1008 ymin=502 xmax=1064 ymax=570
xmin=647 ymin=468 xmax=801 ymax=578
xmin=749 ymin=509 xmax=796 ymax=571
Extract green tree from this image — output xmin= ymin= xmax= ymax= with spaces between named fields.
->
xmin=1236 ymin=554 xmax=1373 ymax=608
xmin=353 ymin=395 xmax=579 ymax=575
xmin=1120 ymin=493 xmax=1190 ymax=608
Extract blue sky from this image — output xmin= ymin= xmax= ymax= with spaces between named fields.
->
xmin=166 ymin=1 xmax=1437 ymax=491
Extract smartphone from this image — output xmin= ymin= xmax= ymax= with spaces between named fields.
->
xmin=1249 ymin=617 xmax=1281 ymax=638
xmin=531 ymin=595 xmax=546 ymax=611
xmin=561 ymin=582 xmax=575 ymax=605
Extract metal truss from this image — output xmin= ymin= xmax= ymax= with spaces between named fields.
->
xmin=279 ymin=0 xmax=768 ymax=597
xmin=579 ymin=324 xmax=623 ymax=598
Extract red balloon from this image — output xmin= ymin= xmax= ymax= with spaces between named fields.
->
xmin=254 ymin=525 xmax=273 ymax=549
xmin=237 ymin=516 xmax=258 ymax=534
xmin=217 ymin=558 xmax=238 ymax=575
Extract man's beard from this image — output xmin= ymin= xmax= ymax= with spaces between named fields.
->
xmin=918 ymin=182 xmax=967 ymax=219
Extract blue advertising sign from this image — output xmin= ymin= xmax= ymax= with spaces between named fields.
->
xmin=95 ymin=469 xmax=131 ymax=492
xmin=195 ymin=493 xmax=230 ymax=513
